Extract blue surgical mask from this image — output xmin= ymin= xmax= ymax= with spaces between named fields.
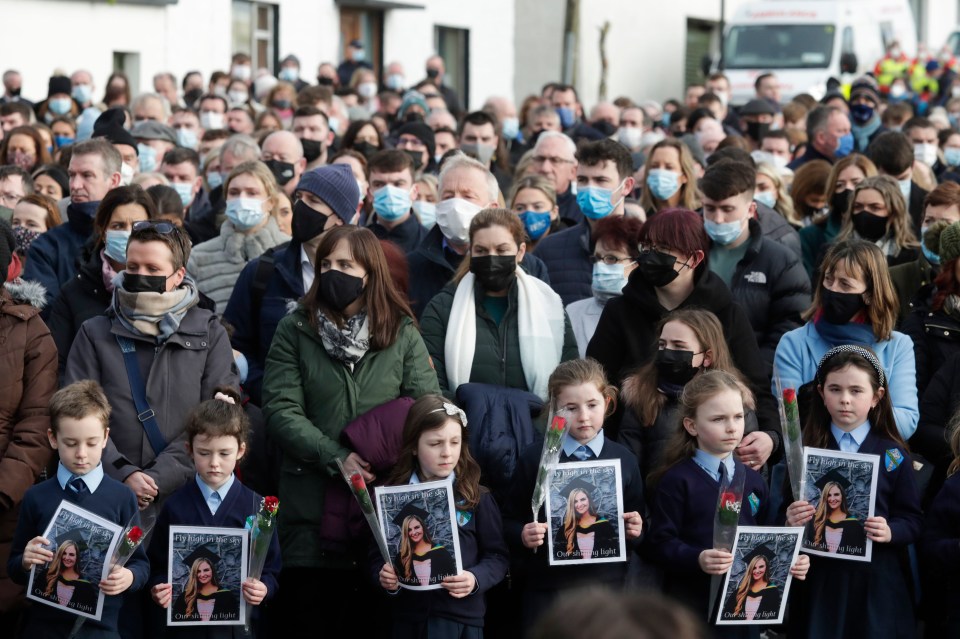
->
xmin=921 ymin=226 xmax=941 ymax=265
xmin=592 ymin=262 xmax=629 ymax=301
xmin=835 ymin=133 xmax=855 ymax=158
xmin=172 ymin=182 xmax=194 ymax=207
xmin=556 ymin=106 xmax=576 ymax=129
xmin=945 ymin=147 xmax=960 ymax=167
xmin=71 ymin=84 xmax=92 ymax=105
xmin=206 ymin=171 xmax=223 ymax=189
xmin=646 ymin=169 xmax=681 ymax=201
xmin=704 ymin=217 xmax=746 ymax=246
xmin=48 ymin=97 xmax=72 ymax=115
xmin=54 ymin=135 xmax=75 ymax=148
xmin=327 ymin=116 xmax=340 ymax=135
xmin=279 ymin=67 xmax=299 ymax=83
xmin=104 ymin=230 xmax=131 ymax=264
xmin=518 ymin=210 xmax=551 ymax=240
xmin=754 ymin=191 xmax=777 ymax=209
xmin=137 ymin=144 xmax=158 ymax=172
xmin=501 ymin=117 xmax=520 ymax=140
xmin=386 ymin=74 xmax=405 ymax=91
xmin=412 ymin=200 xmax=436 ymax=230
xmin=898 ymin=178 xmax=912 ymax=200
xmin=577 ymin=180 xmax=625 ymax=220
xmin=373 ymin=184 xmax=412 ymax=221
xmin=225 ymin=197 xmax=267 ymax=231
xmin=354 ymin=49 xmax=366 ymax=62
xmin=176 ymin=127 xmax=198 ymax=150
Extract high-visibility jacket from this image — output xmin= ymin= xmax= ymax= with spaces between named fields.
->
xmin=874 ymin=55 xmax=910 ymax=92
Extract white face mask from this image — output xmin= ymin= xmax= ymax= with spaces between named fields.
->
xmin=617 ymin=126 xmax=644 ymax=148
xmin=200 ymin=111 xmax=224 ymax=130
xmin=914 ymin=142 xmax=938 ymax=167
xmin=435 ymin=198 xmax=482 ymax=244
xmin=120 ymin=162 xmax=135 ymax=186
xmin=750 ymin=150 xmax=789 ymax=171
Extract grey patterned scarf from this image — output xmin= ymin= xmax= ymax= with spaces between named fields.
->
xmin=316 ymin=309 xmax=370 ymax=370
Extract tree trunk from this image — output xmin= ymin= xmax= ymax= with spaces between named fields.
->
xmin=598 ymin=21 xmax=610 ymax=101
xmin=562 ymin=0 xmax=580 ymax=86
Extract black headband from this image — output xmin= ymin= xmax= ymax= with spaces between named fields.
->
xmin=816 ymin=344 xmax=886 ymax=387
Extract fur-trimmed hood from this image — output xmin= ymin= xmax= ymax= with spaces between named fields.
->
xmin=2 ymin=278 xmax=48 ymax=316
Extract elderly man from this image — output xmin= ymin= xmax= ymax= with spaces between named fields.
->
xmin=0 ymin=70 xmax=32 ymax=108
xmin=532 ymin=130 xmax=581 ymax=224
xmin=788 ymin=106 xmax=852 ymax=170
xmin=132 ymin=120 xmax=177 ymax=173
xmin=131 ymin=92 xmax=169 ymax=123
xmin=261 ymin=130 xmax=306 ymax=197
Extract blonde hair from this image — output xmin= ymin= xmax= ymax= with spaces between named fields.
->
xmin=44 ymin=540 xmax=80 ymax=596
xmin=397 ymin=515 xmax=434 ymax=581
xmin=508 ymin=174 xmax=557 ymax=211
xmin=836 ymin=175 xmax=919 ymax=252
xmin=562 ymin=488 xmax=598 ymax=555
xmin=823 ymin=154 xmax=878 ymax=201
xmin=223 ymin=160 xmax=280 ymax=218
xmin=733 ymin=554 xmax=769 ymax=615
xmin=183 ymin=558 xmax=220 ymax=618
xmin=811 ymin=481 xmax=850 ymax=547
xmin=756 ymin=162 xmax=800 ymax=226
xmin=639 ymin=139 xmax=702 ymax=213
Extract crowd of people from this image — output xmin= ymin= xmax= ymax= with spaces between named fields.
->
xmin=5 ymin=48 xmax=960 ymax=639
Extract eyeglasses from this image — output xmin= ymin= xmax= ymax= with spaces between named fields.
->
xmin=589 ymin=254 xmax=636 ymax=265
xmin=532 ymin=155 xmax=574 ymax=166
xmin=133 ymin=220 xmax=178 ymax=234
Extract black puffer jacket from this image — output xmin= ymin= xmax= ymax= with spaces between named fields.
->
xmin=719 ymin=219 xmax=811 ymax=373
xmin=915 ymin=351 xmax=960 ymax=502
xmin=756 ymin=203 xmax=802 ymax=259
xmin=47 ymin=247 xmax=110 ymax=379
xmin=902 ymin=304 xmax=960 ymax=398
xmin=533 ymin=219 xmax=592 ymax=306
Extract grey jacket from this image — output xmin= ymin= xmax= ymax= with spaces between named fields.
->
xmin=64 ymin=306 xmax=238 ymax=499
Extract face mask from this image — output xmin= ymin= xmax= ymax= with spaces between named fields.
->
xmin=704 ymin=217 xmax=746 ymax=246
xmin=460 ymin=142 xmax=496 ymax=167
xmin=353 ymin=49 xmax=366 ymax=62
xmin=137 ymin=144 xmax=158 ymax=172
xmin=373 ymin=184 xmax=412 ymax=221
xmin=123 ymin=272 xmax=169 ymax=294
xmin=556 ymin=106 xmax=576 ymax=129
xmin=470 ymin=254 xmax=518 ymax=292
xmin=921 ymin=226 xmax=941 ymax=265
xmin=200 ymin=111 xmax=224 ymax=130
xmin=426 ymin=68 xmax=440 ymax=80
xmin=754 ymin=191 xmax=777 ymax=209
xmin=54 ymin=135 xmax=75 ymax=148
xmin=750 ymin=150 xmax=788 ymax=171
xmin=103 ymin=230 xmax=131 ymax=263
xmin=501 ymin=117 xmax=520 ymax=140
xmin=641 ymin=130 xmax=666 ymax=148
xmin=228 ymin=90 xmax=249 ymax=105
xmin=834 ymin=133 xmax=854 ymax=159
xmin=898 ymin=178 xmax=912 ymax=200
xmin=830 ymin=189 xmax=851 ymax=215
xmin=48 ymin=97 xmax=72 ymax=115
xmin=357 ymin=82 xmax=378 ymax=99
xmin=850 ymin=103 xmax=875 ymax=125
xmin=820 ymin=288 xmax=865 ymax=324
xmin=213 ymin=85 xmax=229 ymax=98
xmin=13 ymin=225 xmax=41 ymax=255
xmin=914 ymin=143 xmax=938 ymax=166
xmin=319 ymin=269 xmax=364 ymax=311
xmin=206 ymin=171 xmax=223 ymax=189
xmin=618 ymin=126 xmax=644 ymax=148
xmin=231 ymin=65 xmax=252 ymax=81
xmin=592 ymin=120 xmax=617 ymax=137
xmin=291 ymin=199 xmax=332 ymax=244
xmin=637 ymin=250 xmax=684 ymax=288
xmin=120 ymin=162 xmax=135 ymax=186
xmin=746 ymin=121 xmax=771 ymax=142
xmin=592 ymin=262 xmax=629 ymax=301
xmin=413 ymin=200 xmax=437 ymax=230
xmin=656 ymin=348 xmax=700 ymax=386
xmin=176 ymin=127 xmax=198 ymax=150
xmin=890 ymin=84 xmax=907 ymax=98
xmin=519 ymin=210 xmax=551 ymax=241
xmin=353 ymin=141 xmax=378 ymax=160
xmin=577 ymin=181 xmax=625 ymax=220
xmin=386 ymin=74 xmax=405 ymax=91
xmin=172 ymin=182 xmax=193 ymax=207
xmin=279 ymin=67 xmax=299 ymax=83
xmin=301 ymin=138 xmax=323 ymax=163
xmin=184 ymin=88 xmax=203 ymax=105
xmin=317 ymin=76 xmax=335 ymax=87
xmin=9 ymin=151 xmax=34 ymax=171
xmin=71 ymin=84 xmax=92 ymax=105
xmin=436 ymin=198 xmax=482 ymax=244
xmin=646 ymin=169 xmax=681 ymax=201
xmin=225 ymin=197 xmax=267 ymax=231
xmin=264 ymin=159 xmax=296 ymax=186
xmin=945 ymin=147 xmax=960 ymax=167
xmin=327 ymin=116 xmax=341 ymax=135
xmin=404 ymin=149 xmax=424 ymax=171
xmin=853 ymin=211 xmax=889 ymax=242
xmin=272 ymin=99 xmax=292 ymax=110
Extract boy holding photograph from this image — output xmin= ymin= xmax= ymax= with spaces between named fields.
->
xmin=7 ymin=381 xmax=149 ymax=638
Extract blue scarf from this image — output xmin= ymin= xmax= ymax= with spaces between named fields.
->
xmin=852 ymin=117 xmax=882 ymax=152
xmin=812 ymin=316 xmax=878 ymax=347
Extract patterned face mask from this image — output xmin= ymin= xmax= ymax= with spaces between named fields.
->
xmin=13 ymin=225 xmax=42 ymax=255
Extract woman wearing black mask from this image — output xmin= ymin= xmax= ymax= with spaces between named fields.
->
xmin=835 ymin=176 xmax=919 ymax=268
xmin=587 ymin=208 xmax=781 ymax=467
xmin=420 ymin=208 xmax=578 ymax=399
xmin=341 ymin=120 xmax=384 ymax=161
xmin=260 ymin=225 xmax=439 ymax=633
xmin=619 ymin=309 xmax=759 ymax=486
xmin=773 ymin=239 xmax=917 ymax=440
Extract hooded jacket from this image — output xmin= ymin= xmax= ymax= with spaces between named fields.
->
xmin=22 ymin=203 xmax=95 ymax=312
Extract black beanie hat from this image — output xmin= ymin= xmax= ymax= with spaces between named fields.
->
xmin=93 ymin=107 xmax=139 ymax=154
xmin=396 ymin=122 xmax=436 ymax=162
xmin=0 ymin=219 xmax=15 ymax=284
xmin=48 ymin=75 xmax=72 ymax=98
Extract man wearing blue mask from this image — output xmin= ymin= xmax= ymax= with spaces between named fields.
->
xmin=70 ymin=69 xmax=100 ymax=141
xmin=787 ymin=106 xmax=852 ymax=170
xmin=160 ymin=148 xmax=216 ymax=245
xmin=132 ymin=120 xmax=176 ymax=174
xmin=367 ymin=150 xmax=425 ymax=253
xmin=550 ymin=85 xmax=605 ymax=142
xmin=848 ymin=77 xmax=887 ymax=152
xmin=483 ymin=96 xmax=525 ymax=164
xmin=535 ymin=138 xmax=634 ymax=306
xmin=279 ymin=55 xmax=308 ymax=92
xmin=701 ymin=159 xmax=810 ymax=375
xmin=337 ymin=40 xmax=372 ymax=88
xmin=866 ymin=131 xmax=927 ymax=233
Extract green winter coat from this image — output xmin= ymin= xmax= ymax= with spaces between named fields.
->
xmin=261 ymin=306 xmax=439 ymax=569
xmin=420 ymin=280 xmax=579 ymax=397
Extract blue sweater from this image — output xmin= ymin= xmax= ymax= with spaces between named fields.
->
xmin=7 ymin=475 xmax=149 ymax=638
xmin=772 ymin=319 xmax=918 ymax=439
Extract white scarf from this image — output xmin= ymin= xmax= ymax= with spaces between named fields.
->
xmin=445 ymin=269 xmax=565 ymax=400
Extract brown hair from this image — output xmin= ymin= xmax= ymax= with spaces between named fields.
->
xmin=0 ymin=125 xmax=52 ymax=170
xmin=184 ymin=386 xmax=250 ymax=449
xmin=547 ymin=358 xmax=618 ymax=417
xmin=639 ymin=139 xmax=702 ymax=213
xmin=508 ymin=174 xmax=557 ymax=211
xmin=836 ymin=175 xmax=919 ymax=251
xmin=452 ymin=208 xmax=527 ymax=284
xmin=304 ymin=225 xmax=416 ymax=349
xmin=387 ymin=394 xmax=483 ymax=510
xmin=925 ymin=181 xmax=960 ymax=212
xmin=17 ymin=193 xmax=62 ymax=230
xmin=129 ymin=219 xmax=191 ymax=271
xmin=790 ymin=159 xmax=831 ymax=220
xmin=93 ymin=184 xmax=159 ymax=246
xmin=824 ymin=155 xmax=877 ymax=203
xmin=803 ymin=239 xmax=900 ymax=341
xmin=49 ymin=380 xmax=111 ymax=434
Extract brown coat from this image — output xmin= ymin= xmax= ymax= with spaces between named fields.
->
xmin=0 ymin=279 xmax=57 ymax=612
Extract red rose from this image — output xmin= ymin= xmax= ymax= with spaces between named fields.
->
xmin=783 ymin=388 xmax=797 ymax=404
xmin=349 ymin=474 xmax=366 ymax=492
xmin=550 ymin=415 xmax=567 ymax=432
xmin=720 ymin=492 xmax=738 ymax=509
xmin=264 ymin=496 xmax=280 ymax=514
xmin=127 ymin=526 xmax=144 ymax=544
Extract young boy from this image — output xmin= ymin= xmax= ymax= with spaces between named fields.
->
xmin=148 ymin=387 xmax=280 ymax=636
xmin=7 ymin=380 xmax=149 ymax=637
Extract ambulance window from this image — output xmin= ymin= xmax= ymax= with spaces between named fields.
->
xmin=880 ymin=22 xmax=895 ymax=49
xmin=842 ymin=27 xmax=854 ymax=54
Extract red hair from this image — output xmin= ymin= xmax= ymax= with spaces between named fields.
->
xmin=933 ymin=257 xmax=960 ymax=313
xmin=593 ymin=216 xmax=644 ymax=256
xmin=638 ymin=207 xmax=709 ymax=265
xmin=378 ymin=239 xmax=410 ymax=298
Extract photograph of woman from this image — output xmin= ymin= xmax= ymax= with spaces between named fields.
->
xmin=722 ymin=544 xmax=783 ymax=622
xmin=392 ymin=502 xmax=456 ymax=587
xmin=807 ymin=469 xmax=868 ymax=557
xmin=559 ymin=477 xmax=617 ymax=561
xmin=172 ymin=546 xmax=239 ymax=623
xmin=42 ymin=529 xmax=96 ymax=612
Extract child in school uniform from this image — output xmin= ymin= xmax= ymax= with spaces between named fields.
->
xmin=646 ymin=369 xmax=809 ymax=637
xmin=785 ymin=345 xmax=922 ymax=639
xmin=375 ymin=393 xmax=509 ymax=639
xmin=7 ymin=380 xmax=150 ymax=639
xmin=148 ymin=388 xmax=281 ymax=638
xmin=504 ymin=358 xmax=645 ymax=631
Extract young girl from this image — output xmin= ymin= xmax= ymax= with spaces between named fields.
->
xmin=503 ymin=358 xmax=645 ymax=630
xmin=646 ymin=370 xmax=809 ymax=635
xmin=376 ymin=394 xmax=509 ymax=638
xmin=784 ymin=345 xmax=921 ymax=639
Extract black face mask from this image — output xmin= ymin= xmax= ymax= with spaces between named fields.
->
xmin=591 ymin=120 xmax=617 ymax=136
xmin=656 ymin=349 xmax=700 ymax=386
xmin=291 ymin=200 xmax=333 ymax=244
xmin=471 ymin=255 xmax=518 ymax=292
xmin=404 ymin=149 xmax=425 ymax=171
xmin=852 ymin=211 xmax=889 ymax=241
xmin=264 ymin=159 xmax=296 ymax=186
xmin=636 ymin=250 xmax=683 ymax=288
xmin=301 ymin=138 xmax=323 ymax=164
xmin=830 ymin=189 xmax=852 ymax=217
xmin=426 ymin=68 xmax=440 ymax=80
xmin=317 ymin=76 xmax=334 ymax=87
xmin=123 ymin=273 xmax=169 ymax=294
xmin=353 ymin=141 xmax=379 ymax=160
xmin=746 ymin=121 xmax=771 ymax=142
xmin=184 ymin=88 xmax=203 ymax=106
xmin=318 ymin=269 xmax=364 ymax=311
xmin=9 ymin=87 xmax=20 ymax=97
xmin=820 ymin=288 xmax=865 ymax=324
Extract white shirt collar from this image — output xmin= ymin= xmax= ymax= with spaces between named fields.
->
xmin=300 ymin=245 xmax=315 ymax=291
